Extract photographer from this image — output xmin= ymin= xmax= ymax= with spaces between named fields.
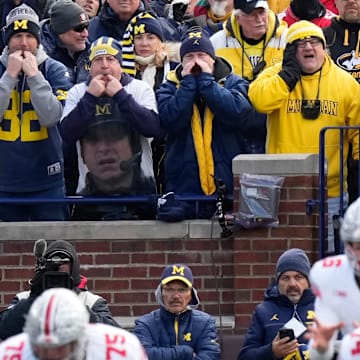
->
xmin=156 ymin=28 xmax=253 ymax=220
xmin=0 ymin=239 xmax=120 ymax=340
xmin=0 ymin=288 xmax=146 ymax=360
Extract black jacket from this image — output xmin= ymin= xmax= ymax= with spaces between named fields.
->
xmin=0 ymin=240 xmax=120 ymax=340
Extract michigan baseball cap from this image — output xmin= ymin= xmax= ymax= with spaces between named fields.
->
xmin=161 ymin=264 xmax=193 ymax=288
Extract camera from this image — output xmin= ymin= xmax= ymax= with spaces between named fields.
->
xmin=252 ymin=60 xmax=266 ymax=78
xmin=40 ymin=256 xmax=73 ymax=290
xmin=301 ymin=100 xmax=321 ymax=120
xmin=42 ymin=271 xmax=72 ymax=290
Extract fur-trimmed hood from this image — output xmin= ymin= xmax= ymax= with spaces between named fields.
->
xmin=122 ymin=11 xmax=181 ymax=76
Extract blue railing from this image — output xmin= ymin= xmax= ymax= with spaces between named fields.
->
xmin=0 ymin=194 xmax=233 ymax=220
xmin=318 ymin=126 xmax=360 ymax=258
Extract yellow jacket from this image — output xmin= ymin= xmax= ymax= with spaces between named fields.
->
xmin=268 ymin=0 xmax=290 ymax=14
xmin=210 ymin=10 xmax=287 ymax=80
xmin=249 ymin=54 xmax=360 ymax=197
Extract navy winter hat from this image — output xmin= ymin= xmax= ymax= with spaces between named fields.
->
xmin=275 ymin=248 xmax=310 ymax=282
xmin=180 ymin=28 xmax=216 ymax=60
xmin=5 ymin=4 xmax=41 ymax=44
xmin=89 ymin=36 xmax=122 ymax=64
xmin=161 ymin=264 xmax=193 ymax=287
xmin=131 ymin=12 xmax=164 ymax=41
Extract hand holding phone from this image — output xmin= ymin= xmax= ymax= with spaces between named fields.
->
xmin=278 ymin=327 xmax=295 ymax=342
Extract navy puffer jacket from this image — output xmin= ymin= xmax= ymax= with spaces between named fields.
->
xmin=134 ymin=283 xmax=220 ymax=360
xmin=238 ymin=284 xmax=315 ymax=360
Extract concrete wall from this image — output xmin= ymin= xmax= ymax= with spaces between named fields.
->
xmin=0 ymin=220 xmax=236 ymax=331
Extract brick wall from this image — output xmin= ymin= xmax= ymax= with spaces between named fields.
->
xmin=232 ymin=154 xmax=321 ymax=332
xmin=0 ymin=154 xmax=322 ymax=335
xmin=0 ymin=222 xmax=236 ymax=330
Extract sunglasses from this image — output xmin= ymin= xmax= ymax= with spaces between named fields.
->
xmin=73 ymin=24 xmax=89 ymax=33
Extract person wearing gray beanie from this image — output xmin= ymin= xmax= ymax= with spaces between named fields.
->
xmin=238 ymin=248 xmax=315 ymax=360
xmin=4 ymin=3 xmax=41 ymax=45
xmin=50 ymin=0 xmax=89 ymax=35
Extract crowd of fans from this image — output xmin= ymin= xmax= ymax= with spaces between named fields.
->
xmin=0 ymin=0 xmax=358 ymax=236
xmin=1 ymin=2 xmax=360 ymax=359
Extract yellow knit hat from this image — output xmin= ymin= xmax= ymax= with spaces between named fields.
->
xmin=286 ymin=20 xmax=326 ymax=46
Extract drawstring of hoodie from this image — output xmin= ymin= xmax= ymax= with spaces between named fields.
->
xmin=343 ymin=28 xmax=349 ymax=46
xmin=342 ymin=28 xmax=360 ymax=58
xmin=292 ymin=304 xmax=303 ymax=322
xmin=174 ymin=316 xmax=179 ymax=345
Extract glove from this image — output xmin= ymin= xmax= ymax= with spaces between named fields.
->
xmin=278 ymin=44 xmax=301 ymax=91
xmin=29 ymin=270 xmax=44 ymax=297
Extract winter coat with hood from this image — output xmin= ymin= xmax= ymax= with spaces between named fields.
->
xmin=210 ymin=10 xmax=287 ymax=81
xmin=249 ymin=53 xmax=360 ymax=199
xmin=238 ymin=284 xmax=315 ymax=360
xmin=0 ymin=46 xmax=70 ymax=193
xmin=323 ymin=17 xmax=360 ymax=83
xmin=156 ymin=56 xmax=253 ymax=198
xmin=133 ymin=280 xmax=220 ymax=360
xmin=210 ymin=10 xmax=287 ymax=154
xmin=0 ymin=240 xmax=120 ymax=340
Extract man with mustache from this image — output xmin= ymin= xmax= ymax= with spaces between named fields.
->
xmin=134 ymin=264 xmax=220 ymax=359
xmin=238 ymin=248 xmax=315 ymax=360
xmin=211 ymin=0 xmax=287 ymax=154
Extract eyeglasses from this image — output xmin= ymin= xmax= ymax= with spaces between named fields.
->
xmin=73 ymin=24 xmax=89 ymax=33
xmin=162 ymin=287 xmax=191 ymax=295
xmin=296 ymin=38 xmax=322 ymax=48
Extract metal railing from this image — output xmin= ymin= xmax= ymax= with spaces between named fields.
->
xmin=318 ymin=126 xmax=360 ymax=258
xmin=0 ymin=194 xmax=233 ymax=221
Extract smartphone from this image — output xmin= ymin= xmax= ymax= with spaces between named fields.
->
xmin=278 ymin=327 xmax=295 ymax=342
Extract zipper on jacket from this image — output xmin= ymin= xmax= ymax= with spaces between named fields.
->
xmin=174 ymin=315 xmax=179 ymax=345
xmin=19 ymin=75 xmax=26 ymax=125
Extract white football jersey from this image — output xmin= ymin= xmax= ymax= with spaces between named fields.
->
xmin=338 ymin=327 xmax=360 ymax=360
xmin=310 ymin=254 xmax=360 ymax=334
xmin=309 ymin=254 xmax=360 ymax=360
xmin=0 ymin=323 xmax=148 ymax=360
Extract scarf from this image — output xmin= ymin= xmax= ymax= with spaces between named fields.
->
xmin=191 ymin=105 xmax=216 ymax=195
xmin=135 ymin=54 xmax=157 ymax=89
